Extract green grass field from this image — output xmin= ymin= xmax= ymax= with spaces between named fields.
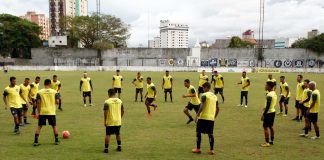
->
xmin=0 ymin=71 xmax=323 ymax=160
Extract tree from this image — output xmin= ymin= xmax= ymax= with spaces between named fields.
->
xmin=291 ymin=38 xmax=307 ymax=48
xmin=292 ymin=34 xmax=324 ymax=55
xmin=0 ymin=14 xmax=42 ymax=58
xmin=62 ymin=13 xmax=130 ymax=49
xmin=228 ymin=36 xmax=254 ymax=48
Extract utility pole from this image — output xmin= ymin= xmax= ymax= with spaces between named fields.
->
xmin=258 ymin=0 xmax=265 ymax=67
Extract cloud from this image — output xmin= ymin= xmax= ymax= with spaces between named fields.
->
xmin=1 ymin=0 xmax=324 ymax=47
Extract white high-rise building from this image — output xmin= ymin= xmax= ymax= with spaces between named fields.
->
xmin=49 ymin=0 xmax=88 ymax=36
xmin=148 ymin=20 xmax=189 ymax=48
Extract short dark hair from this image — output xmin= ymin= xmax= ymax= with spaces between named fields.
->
xmin=25 ymin=78 xmax=30 ymax=81
xmin=53 ymin=75 xmax=57 ymax=78
xmin=266 ymin=81 xmax=275 ymax=88
xmin=298 ymin=75 xmax=303 ymax=79
xmin=116 ymin=70 xmax=120 ymax=72
xmin=242 ymin=71 xmax=246 ymax=73
xmin=10 ymin=77 xmax=16 ymax=82
xmin=36 ymin=76 xmax=40 ymax=80
xmin=44 ymin=79 xmax=51 ymax=85
xmin=166 ymin=70 xmax=169 ymax=72
xmin=304 ymin=79 xmax=310 ymax=84
xmin=147 ymin=77 xmax=151 ymax=80
xmin=202 ymin=82 xmax=211 ymax=89
xmin=108 ymin=88 xmax=115 ymax=96
xmin=213 ymin=70 xmax=217 ymax=73
xmin=184 ymin=79 xmax=190 ymax=83
xmin=280 ymin=76 xmax=285 ymax=79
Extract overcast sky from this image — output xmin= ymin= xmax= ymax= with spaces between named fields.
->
xmin=1 ymin=0 xmax=324 ymax=47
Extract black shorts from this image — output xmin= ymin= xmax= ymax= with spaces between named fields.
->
xmin=164 ymin=88 xmax=172 ymax=93
xmin=22 ymin=104 xmax=28 ymax=111
xmin=214 ymin=88 xmax=223 ymax=94
xmin=301 ymin=105 xmax=309 ymax=117
xmin=31 ymin=98 xmax=37 ymax=103
xmin=198 ymin=87 xmax=204 ymax=94
xmin=38 ymin=115 xmax=56 ymax=126
xmin=106 ymin=126 xmax=121 ymax=135
xmin=196 ymin=119 xmax=214 ymax=134
xmin=295 ymin=100 xmax=301 ymax=109
xmin=186 ymin=102 xmax=199 ymax=113
xmin=55 ymin=93 xmax=61 ymax=99
xmin=279 ymin=96 xmax=289 ymax=105
xmin=146 ymin=98 xmax=154 ymax=104
xmin=10 ymin=108 xmax=22 ymax=117
xmin=83 ymin=91 xmax=91 ymax=97
xmin=114 ymin=88 xmax=122 ymax=94
xmin=241 ymin=91 xmax=248 ymax=96
xmin=136 ymin=88 xmax=143 ymax=94
xmin=308 ymin=113 xmax=318 ymax=123
xmin=263 ymin=112 xmax=275 ymax=128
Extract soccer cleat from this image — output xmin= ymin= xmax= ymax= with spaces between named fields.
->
xmin=14 ymin=128 xmax=20 ymax=134
xmin=283 ymin=114 xmax=288 ymax=117
xmin=55 ymin=140 xmax=60 ymax=145
xmin=19 ymin=123 xmax=25 ymax=127
xmin=24 ymin=122 xmax=31 ymax=125
xmin=153 ymin=105 xmax=157 ymax=111
xmin=244 ymin=105 xmax=248 ymax=108
xmin=117 ymin=146 xmax=122 ymax=152
xmin=84 ymin=104 xmax=87 ymax=107
xmin=58 ymin=108 xmax=63 ymax=111
xmin=192 ymin=148 xmax=201 ymax=154
xmin=208 ymin=150 xmax=215 ymax=155
xmin=146 ymin=112 xmax=152 ymax=118
xmin=89 ymin=104 xmax=93 ymax=107
xmin=237 ymin=104 xmax=242 ymax=107
xmin=277 ymin=112 xmax=283 ymax=115
xmin=269 ymin=142 xmax=274 ymax=145
xmin=292 ymin=117 xmax=298 ymax=120
xmin=33 ymin=143 xmax=40 ymax=147
xmin=299 ymin=133 xmax=309 ymax=137
xmin=260 ymin=143 xmax=270 ymax=147
xmin=187 ymin=118 xmax=194 ymax=124
xmin=104 ymin=149 xmax=108 ymax=153
xmin=310 ymin=136 xmax=320 ymax=140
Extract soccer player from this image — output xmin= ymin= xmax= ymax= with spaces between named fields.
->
xmin=80 ymin=72 xmax=93 ymax=107
xmin=33 ymin=79 xmax=60 ymax=146
xmin=20 ymin=78 xmax=31 ymax=125
xmin=162 ymin=70 xmax=173 ymax=102
xmin=278 ymin=76 xmax=290 ymax=116
xmin=51 ymin=75 xmax=62 ymax=111
xmin=260 ymin=81 xmax=277 ymax=147
xmin=112 ymin=70 xmax=123 ymax=99
xmin=299 ymin=79 xmax=312 ymax=137
xmin=192 ymin=82 xmax=219 ymax=155
xmin=132 ymin=72 xmax=144 ymax=102
xmin=30 ymin=76 xmax=40 ymax=117
xmin=144 ymin=77 xmax=157 ymax=117
xmin=103 ymin=89 xmax=124 ymax=153
xmin=211 ymin=70 xmax=225 ymax=103
xmin=3 ymin=77 xmax=23 ymax=134
xmin=302 ymin=81 xmax=320 ymax=140
xmin=266 ymin=74 xmax=277 ymax=92
xmin=237 ymin=71 xmax=250 ymax=108
xmin=293 ymin=75 xmax=304 ymax=121
xmin=198 ymin=70 xmax=208 ymax=96
xmin=182 ymin=79 xmax=200 ymax=124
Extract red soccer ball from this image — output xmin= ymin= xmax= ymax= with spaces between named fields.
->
xmin=62 ymin=131 xmax=70 ymax=139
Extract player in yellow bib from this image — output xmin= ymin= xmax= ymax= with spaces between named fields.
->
xmin=198 ymin=70 xmax=209 ymax=96
xmin=80 ymin=72 xmax=93 ymax=107
xmin=3 ymin=77 xmax=23 ymax=134
xmin=162 ymin=70 xmax=173 ymax=102
xmin=237 ymin=71 xmax=250 ymax=108
xmin=192 ymin=82 xmax=219 ymax=155
xmin=30 ymin=76 xmax=40 ymax=117
xmin=103 ymin=89 xmax=124 ymax=153
xmin=278 ymin=76 xmax=290 ymax=116
xmin=132 ymin=72 xmax=144 ymax=102
xmin=211 ymin=70 xmax=225 ymax=103
xmin=20 ymin=78 xmax=31 ymax=125
xmin=51 ymin=75 xmax=62 ymax=111
xmin=33 ymin=79 xmax=60 ymax=146
xmin=299 ymin=79 xmax=312 ymax=136
xmin=260 ymin=81 xmax=277 ymax=147
xmin=293 ymin=75 xmax=304 ymax=121
xmin=302 ymin=81 xmax=320 ymax=139
xmin=144 ymin=77 xmax=157 ymax=117
xmin=267 ymin=74 xmax=277 ymax=92
xmin=182 ymin=79 xmax=200 ymax=124
xmin=112 ymin=70 xmax=123 ymax=99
